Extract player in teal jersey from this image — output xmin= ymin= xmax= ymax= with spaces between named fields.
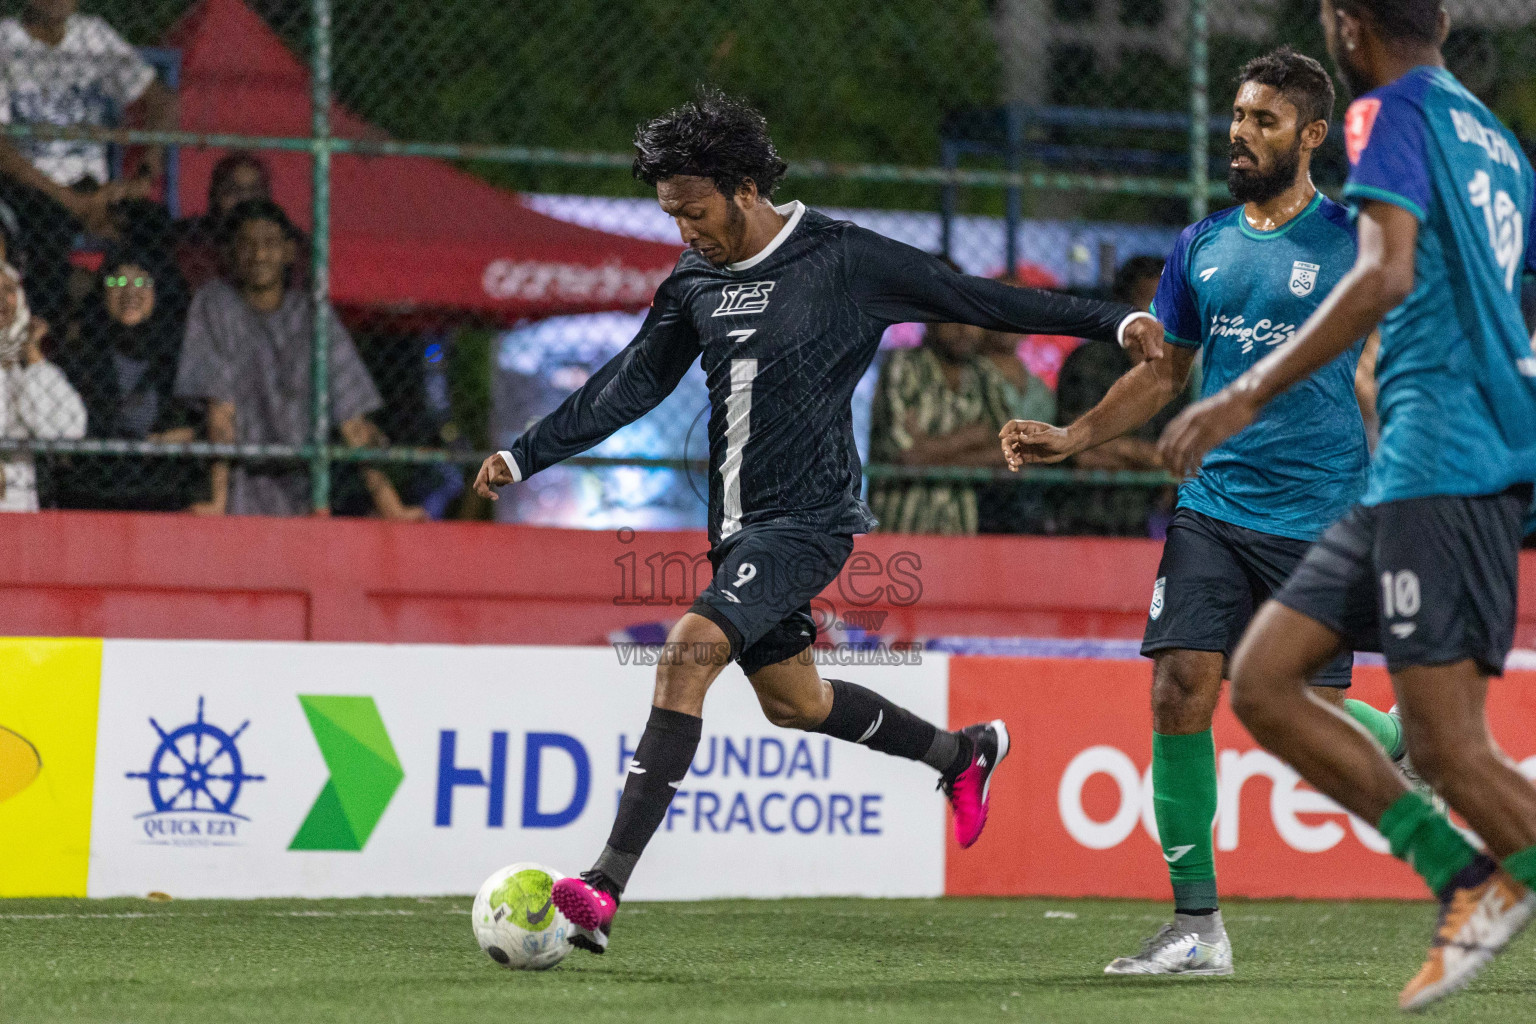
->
xmin=1161 ymin=0 xmax=1536 ymax=1010
xmin=1003 ymin=47 xmax=1399 ymax=977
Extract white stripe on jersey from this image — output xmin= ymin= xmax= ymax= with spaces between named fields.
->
xmin=719 ymin=358 xmax=758 ymax=537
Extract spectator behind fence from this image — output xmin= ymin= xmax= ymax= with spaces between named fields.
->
xmin=0 ymin=0 xmax=177 ymax=325
xmin=974 ymin=304 xmax=1057 ymax=534
xmin=176 ymin=151 xmax=274 ymax=293
xmin=0 ymin=262 xmax=84 ymax=511
xmin=52 ymin=245 xmax=202 ymax=511
xmin=868 ymin=316 xmax=1019 ymax=536
xmin=1052 ymin=254 xmax=1183 ymax=535
xmin=174 ymin=199 xmax=422 ymax=520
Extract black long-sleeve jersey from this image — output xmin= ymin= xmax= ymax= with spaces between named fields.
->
xmin=506 ymin=202 xmax=1137 ymax=545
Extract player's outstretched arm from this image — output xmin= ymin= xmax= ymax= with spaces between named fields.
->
xmin=1002 ymin=344 xmax=1195 ymax=469
xmin=1159 ymin=200 xmax=1418 ymax=478
xmin=842 ymin=226 xmax=1153 ymax=346
xmin=478 ymin=276 xmax=701 ymax=499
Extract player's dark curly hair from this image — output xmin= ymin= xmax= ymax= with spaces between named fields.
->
xmin=1238 ymin=46 xmax=1337 ymax=127
xmin=1331 ymin=0 xmax=1444 ymax=45
xmin=632 ymin=87 xmax=789 ymax=199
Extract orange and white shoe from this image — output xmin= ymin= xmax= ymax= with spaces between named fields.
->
xmin=1399 ymin=856 xmax=1536 ymax=1012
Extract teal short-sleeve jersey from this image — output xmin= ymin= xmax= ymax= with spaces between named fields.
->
xmin=1152 ymin=193 xmax=1368 ymax=541
xmin=1342 ymin=66 xmax=1536 ymax=504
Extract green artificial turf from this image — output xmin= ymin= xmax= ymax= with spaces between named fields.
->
xmin=0 ymin=896 xmax=1532 ymax=1022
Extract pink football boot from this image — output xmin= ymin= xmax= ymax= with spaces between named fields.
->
xmin=552 ymin=874 xmax=618 ymax=954
xmin=942 ymin=719 xmax=1010 ymax=848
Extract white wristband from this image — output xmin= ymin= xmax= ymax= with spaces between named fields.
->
xmin=496 ymin=450 xmax=523 ymax=482
xmin=1117 ymin=310 xmax=1158 ymax=348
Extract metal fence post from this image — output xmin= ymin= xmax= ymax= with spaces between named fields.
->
xmin=1188 ymin=0 xmax=1210 ymax=223
xmin=309 ymin=0 xmax=333 ymax=513
xmin=1004 ymin=105 xmax=1022 ymax=277
xmin=939 ymin=140 xmax=958 ymax=261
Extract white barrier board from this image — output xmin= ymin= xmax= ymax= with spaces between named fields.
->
xmin=87 ymin=641 xmax=948 ymax=900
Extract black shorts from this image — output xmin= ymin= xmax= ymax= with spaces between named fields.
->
xmin=1276 ymin=485 xmax=1532 ymax=677
xmin=690 ymin=522 xmax=854 ymax=677
xmin=1142 ymin=508 xmax=1354 ymax=687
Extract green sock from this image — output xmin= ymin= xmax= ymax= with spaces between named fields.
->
xmin=1152 ymin=729 xmax=1218 ymax=912
xmin=1378 ymin=792 xmax=1478 ymax=895
xmin=1343 ymin=699 xmax=1403 ymax=759
xmin=1502 ymin=845 xmax=1536 ymax=889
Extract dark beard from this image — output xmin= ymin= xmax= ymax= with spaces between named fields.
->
xmin=1227 ymin=139 xmax=1303 ymax=205
xmin=1335 ymin=53 xmax=1372 ymax=101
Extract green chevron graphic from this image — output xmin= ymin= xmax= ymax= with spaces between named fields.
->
xmin=290 ymin=696 xmax=404 ymax=852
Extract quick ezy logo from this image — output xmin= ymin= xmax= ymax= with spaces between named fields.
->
xmin=126 ymin=696 xmax=265 ymax=847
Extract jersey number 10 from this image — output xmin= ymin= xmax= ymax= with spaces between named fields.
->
xmin=1467 ymin=170 xmax=1524 ymax=293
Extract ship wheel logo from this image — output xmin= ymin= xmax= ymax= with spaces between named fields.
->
xmin=126 ymin=697 xmax=265 ymax=818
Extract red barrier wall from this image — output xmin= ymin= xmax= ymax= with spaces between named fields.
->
xmin=0 ymin=511 xmax=1168 ymax=643
xmin=1 ymin=511 xmax=1534 ymax=648
xmin=946 ymin=657 xmax=1536 ymax=900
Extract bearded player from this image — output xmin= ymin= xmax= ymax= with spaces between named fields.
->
xmin=473 ymin=89 xmax=1165 ymax=955
xmin=1161 ymin=0 xmax=1536 ymax=1009
xmin=1002 ymin=47 xmax=1405 ymax=976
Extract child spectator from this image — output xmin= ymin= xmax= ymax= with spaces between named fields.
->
xmin=0 ymin=261 xmax=85 ymax=511
xmin=174 ymin=199 xmax=422 ymax=519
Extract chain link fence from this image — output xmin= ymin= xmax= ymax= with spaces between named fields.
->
xmin=0 ymin=0 xmax=1530 ymax=532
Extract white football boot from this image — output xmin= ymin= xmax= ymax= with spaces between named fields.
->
xmin=1104 ymin=921 xmax=1233 ymax=976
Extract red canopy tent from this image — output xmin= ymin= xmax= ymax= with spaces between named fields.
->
xmin=163 ymin=0 xmax=682 ymax=321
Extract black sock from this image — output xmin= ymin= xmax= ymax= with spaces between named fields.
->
xmin=811 ymin=679 xmax=964 ymax=773
xmin=595 ymin=706 xmax=702 ymax=893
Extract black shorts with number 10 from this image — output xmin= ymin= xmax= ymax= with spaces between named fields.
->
xmin=1275 ymin=485 xmax=1531 ymax=677
xmin=1141 ymin=508 xmax=1354 ymax=686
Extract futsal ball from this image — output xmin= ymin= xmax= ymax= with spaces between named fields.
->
xmin=472 ymin=862 xmax=574 ymax=970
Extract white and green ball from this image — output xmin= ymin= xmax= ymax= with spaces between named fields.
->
xmin=471 ymin=862 xmax=574 ymax=970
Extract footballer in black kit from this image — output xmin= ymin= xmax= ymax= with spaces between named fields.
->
xmin=503 ymin=201 xmax=1139 ymax=673
xmin=474 ymin=89 xmax=1163 ymax=955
